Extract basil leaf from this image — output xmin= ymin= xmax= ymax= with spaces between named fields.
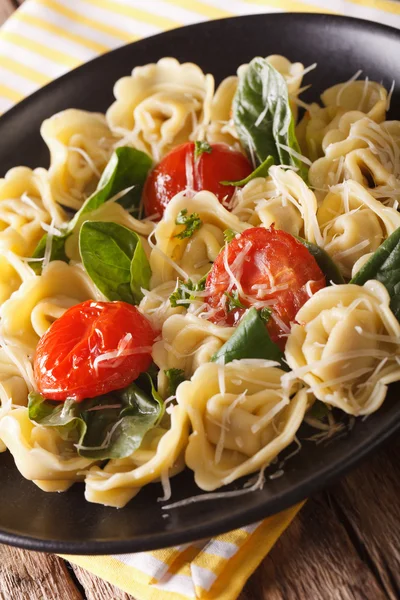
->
xmin=79 ymin=221 xmax=151 ymax=304
xmin=194 ymin=140 xmax=212 ymax=159
xmin=164 ymin=368 xmax=186 ymax=396
xmin=30 ymin=147 xmax=152 ymax=273
xmin=296 ymin=237 xmax=344 ymax=285
xmin=350 ymin=226 xmax=400 ymax=320
xmin=220 ymin=155 xmax=274 ymax=187
xmin=211 ymin=307 xmax=285 ymax=367
xmin=233 ymin=57 xmax=307 ymax=179
xmin=29 ymin=234 xmax=69 ymax=275
xmin=27 ymin=373 xmax=163 ymax=460
xmin=130 ymin=236 xmax=152 ymax=305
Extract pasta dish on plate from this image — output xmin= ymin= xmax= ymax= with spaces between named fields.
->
xmin=0 ymin=55 xmax=399 ymax=508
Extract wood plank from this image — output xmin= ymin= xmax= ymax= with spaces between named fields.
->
xmin=0 ymin=0 xmax=16 ymax=26
xmin=0 ymin=545 xmax=83 ymax=600
xmin=71 ymin=564 xmax=134 ymax=600
xmin=332 ymin=436 xmax=400 ymax=600
xmin=239 ymin=492 xmax=386 ymax=600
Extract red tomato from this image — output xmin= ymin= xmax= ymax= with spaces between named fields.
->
xmin=143 ymin=142 xmax=253 ymax=218
xmin=205 ymin=227 xmax=326 ymax=348
xmin=34 ymin=301 xmax=156 ymax=402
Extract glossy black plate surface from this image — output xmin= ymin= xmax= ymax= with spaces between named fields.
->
xmin=0 ymin=13 xmax=399 ymax=554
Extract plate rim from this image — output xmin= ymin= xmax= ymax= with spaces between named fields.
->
xmin=0 ymin=11 xmax=399 ymax=554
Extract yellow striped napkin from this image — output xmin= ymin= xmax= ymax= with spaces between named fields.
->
xmin=1 ymin=1 xmax=400 ymax=599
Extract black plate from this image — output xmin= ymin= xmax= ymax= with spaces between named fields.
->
xmin=0 ymin=13 xmax=400 ymax=555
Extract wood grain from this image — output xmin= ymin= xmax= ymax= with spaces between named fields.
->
xmin=0 ymin=545 xmax=83 ymax=600
xmin=240 ymin=493 xmax=386 ymax=600
xmin=0 ymin=0 xmax=15 ymax=25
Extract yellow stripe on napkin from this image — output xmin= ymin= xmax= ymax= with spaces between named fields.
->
xmin=61 ymin=502 xmax=304 ymax=600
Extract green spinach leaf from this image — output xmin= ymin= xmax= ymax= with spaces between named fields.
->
xmin=220 ymin=155 xmax=274 ymax=186
xmin=79 ymin=221 xmax=151 ymax=304
xmin=296 ymin=237 xmax=344 ymax=285
xmin=28 ymin=373 xmax=163 ymax=460
xmin=233 ymin=57 xmax=307 ymax=179
xmin=164 ymin=368 xmax=186 ymax=396
xmin=350 ymin=226 xmax=400 ymax=320
xmin=211 ymin=307 xmax=285 ymax=367
xmin=30 ymin=147 xmax=152 ymax=273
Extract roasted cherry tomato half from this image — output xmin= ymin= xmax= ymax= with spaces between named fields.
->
xmin=205 ymin=227 xmax=326 ymax=348
xmin=34 ymin=300 xmax=156 ymax=402
xmin=143 ymin=142 xmax=253 ymax=218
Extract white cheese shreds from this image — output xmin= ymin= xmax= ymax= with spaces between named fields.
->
xmin=68 ymin=146 xmax=101 ymax=178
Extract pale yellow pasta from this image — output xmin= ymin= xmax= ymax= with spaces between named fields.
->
xmin=0 ymin=407 xmax=95 ymax=491
xmin=84 ymin=404 xmax=189 ymax=507
xmin=41 ymin=109 xmax=117 ymax=211
xmin=107 ymin=58 xmax=214 ymax=161
xmin=0 ymin=166 xmax=66 ymax=302
xmin=310 ymin=117 xmax=400 ymax=207
xmin=317 ymin=180 xmax=400 ymax=278
xmin=153 ymin=313 xmax=234 ymax=397
xmin=0 ymin=261 xmax=105 ymax=354
xmin=149 ymin=190 xmax=249 ymax=286
xmin=206 ymin=76 xmax=239 ymax=147
xmin=139 ymin=281 xmax=185 ymax=331
xmin=178 ymin=360 xmax=308 ymax=491
xmin=285 ymin=281 xmax=400 ymax=416
xmin=298 ymin=79 xmax=387 ymax=161
xmin=321 ymin=79 xmax=387 ymax=122
xmin=231 ymin=166 xmax=322 ymax=244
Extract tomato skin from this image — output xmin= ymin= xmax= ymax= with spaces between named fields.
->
xmin=205 ymin=227 xmax=326 ymax=347
xmin=34 ymin=301 xmax=156 ymax=402
xmin=143 ymin=142 xmax=253 ymax=218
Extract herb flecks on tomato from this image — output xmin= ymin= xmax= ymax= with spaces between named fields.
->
xmin=34 ymin=300 xmax=155 ymax=402
xmin=205 ymin=227 xmax=326 ymax=347
xmin=143 ymin=142 xmax=252 ymax=218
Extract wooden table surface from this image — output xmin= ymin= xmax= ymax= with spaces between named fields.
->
xmin=1 ymin=1 xmax=400 ymax=598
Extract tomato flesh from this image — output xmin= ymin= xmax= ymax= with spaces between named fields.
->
xmin=143 ymin=142 xmax=253 ymax=218
xmin=34 ymin=300 xmax=156 ymax=401
xmin=205 ymin=227 xmax=326 ymax=347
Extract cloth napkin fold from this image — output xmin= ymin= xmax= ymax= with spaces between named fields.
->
xmin=61 ymin=504 xmax=303 ymax=599
xmin=1 ymin=1 xmax=400 ymax=599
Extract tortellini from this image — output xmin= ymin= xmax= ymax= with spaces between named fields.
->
xmin=139 ymin=281 xmax=185 ymax=331
xmin=0 ymin=166 xmax=66 ymax=302
xmin=149 ymin=190 xmax=249 ymax=286
xmin=84 ymin=404 xmax=189 ymax=507
xmin=153 ymin=313 xmax=234 ymax=397
xmin=231 ymin=166 xmax=322 ymax=244
xmin=41 ymin=109 xmax=117 ymax=211
xmin=0 ymin=407 xmax=95 ymax=492
xmin=309 ymin=117 xmax=400 ymax=207
xmin=298 ymin=79 xmax=387 ymax=162
xmin=0 ymin=261 xmax=105 ymax=353
xmin=285 ymin=281 xmax=400 ymax=416
xmin=317 ymin=180 xmax=400 ymax=278
xmin=178 ymin=360 xmax=308 ymax=491
xmin=107 ymin=58 xmax=214 ymax=161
